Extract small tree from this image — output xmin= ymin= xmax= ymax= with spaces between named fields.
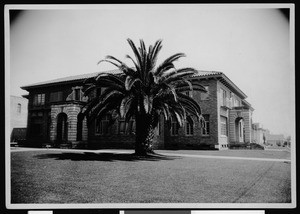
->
xmin=83 ymin=39 xmax=207 ymax=155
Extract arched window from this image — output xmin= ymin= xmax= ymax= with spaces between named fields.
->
xmin=170 ymin=118 xmax=180 ymax=136
xmin=202 ymin=114 xmax=210 ymax=136
xmin=95 ymin=115 xmax=110 ymax=135
xmin=17 ymin=103 xmax=21 ymax=113
xmin=57 ymin=113 xmax=68 ymax=142
xmin=186 ymin=116 xmax=194 ymax=136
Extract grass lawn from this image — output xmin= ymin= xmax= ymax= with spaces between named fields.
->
xmin=10 ymin=149 xmax=291 ymax=204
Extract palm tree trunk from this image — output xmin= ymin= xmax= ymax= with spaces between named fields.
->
xmin=135 ymin=114 xmax=155 ymax=155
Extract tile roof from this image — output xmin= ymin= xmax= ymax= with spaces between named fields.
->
xmin=21 ymin=69 xmax=222 ymax=89
xmin=192 ymin=70 xmax=223 ymax=77
xmin=21 ymin=69 xmax=120 ymax=89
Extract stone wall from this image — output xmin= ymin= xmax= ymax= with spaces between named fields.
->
xmin=50 ymin=104 xmax=87 ymax=142
xmin=228 ymin=108 xmax=252 ymax=144
xmin=242 ymin=110 xmax=252 ymax=143
xmin=10 ymin=96 xmax=28 ymax=132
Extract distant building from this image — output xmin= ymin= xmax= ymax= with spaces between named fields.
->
xmin=251 ymin=123 xmax=267 ymax=145
xmin=265 ymin=133 xmax=285 ymax=147
xmin=10 ymin=95 xmax=28 ymax=142
xmin=21 ymin=70 xmax=254 ymax=150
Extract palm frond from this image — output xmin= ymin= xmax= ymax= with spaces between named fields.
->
xmin=84 ymin=38 xmax=207 ymax=151
xmin=125 ymin=75 xmax=142 ymax=91
xmin=120 ymin=95 xmax=134 ymax=118
xmin=97 ymin=59 xmax=120 ymax=68
xmin=164 ymin=71 xmax=197 ymax=85
xmin=127 ymin=38 xmax=143 ymax=71
xmin=154 ymin=53 xmax=186 ymax=76
xmin=83 ymin=84 xmax=97 ymax=96
xmin=95 ymin=73 xmax=125 ymax=86
xmin=126 ymin=54 xmax=140 ymax=72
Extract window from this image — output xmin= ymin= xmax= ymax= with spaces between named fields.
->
xmin=17 ymin=103 xmax=21 ymax=113
xmin=50 ymin=91 xmax=63 ymax=102
xmin=74 ymin=88 xmax=81 ymax=101
xmin=186 ymin=117 xmax=194 ymax=136
xmin=95 ymin=115 xmax=110 ymax=135
xmin=202 ymin=114 xmax=210 ymax=135
xmin=200 ymin=86 xmax=209 ymax=100
xmin=118 ymin=120 xmax=126 ymax=134
xmin=127 ymin=120 xmax=135 ymax=134
xmin=33 ymin=94 xmax=45 ymax=106
xmin=171 ymin=119 xmax=179 ymax=136
xmin=220 ymin=116 xmax=228 ymax=136
xmin=221 ymin=88 xmax=227 ymax=106
xmin=158 ymin=121 xmax=162 ymax=135
xmin=118 ymin=119 xmax=135 ymax=135
xmin=77 ymin=113 xmax=84 ymax=141
xmin=229 ymin=92 xmax=233 ymax=107
xmin=233 ymin=97 xmax=239 ymax=107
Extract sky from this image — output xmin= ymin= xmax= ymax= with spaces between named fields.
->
xmin=7 ymin=4 xmax=294 ymax=137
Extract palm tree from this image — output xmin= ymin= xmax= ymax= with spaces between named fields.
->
xmin=83 ymin=39 xmax=207 ymax=155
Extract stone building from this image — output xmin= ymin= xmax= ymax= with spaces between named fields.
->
xmin=21 ymin=70 xmax=254 ymax=150
xmin=265 ymin=133 xmax=285 ymax=147
xmin=251 ymin=123 xmax=267 ymax=145
xmin=10 ymin=95 xmax=28 ymax=142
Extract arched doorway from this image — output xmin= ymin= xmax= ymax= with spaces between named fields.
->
xmin=57 ymin=113 xmax=68 ymax=143
xmin=235 ymin=117 xmax=244 ymax=143
xmin=77 ymin=113 xmax=84 ymax=141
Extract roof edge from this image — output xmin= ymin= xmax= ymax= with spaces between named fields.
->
xmin=219 ymin=73 xmax=248 ymax=99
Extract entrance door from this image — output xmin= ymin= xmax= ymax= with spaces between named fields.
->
xmin=238 ymin=119 xmax=244 ymax=142
xmin=57 ymin=113 xmax=68 ymax=143
xmin=76 ymin=113 xmax=84 ymax=141
xmin=235 ymin=117 xmax=244 ymax=143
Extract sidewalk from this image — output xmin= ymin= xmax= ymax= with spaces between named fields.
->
xmin=10 ymin=147 xmax=291 ymax=162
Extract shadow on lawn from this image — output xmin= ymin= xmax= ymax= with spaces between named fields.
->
xmin=34 ymin=152 xmax=180 ymax=162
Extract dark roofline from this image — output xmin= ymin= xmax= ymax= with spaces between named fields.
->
xmin=21 ymin=72 xmax=100 ymax=90
xmin=242 ymin=99 xmax=254 ymax=111
xmin=220 ymin=73 xmax=248 ymax=99
xmin=21 ymin=69 xmax=121 ymax=91
xmin=21 ymin=69 xmax=248 ymax=101
xmin=192 ymin=71 xmax=247 ymax=99
xmin=21 ymin=78 xmax=85 ymax=91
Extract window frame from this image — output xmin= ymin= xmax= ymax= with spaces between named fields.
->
xmin=170 ymin=119 xmax=180 ymax=136
xmin=202 ymin=114 xmax=210 ymax=136
xmin=118 ymin=120 xmax=126 ymax=134
xmin=95 ymin=115 xmax=110 ymax=135
xmin=50 ymin=91 xmax=63 ymax=102
xmin=185 ymin=117 xmax=194 ymax=136
xmin=33 ymin=93 xmax=45 ymax=106
xmin=17 ymin=103 xmax=21 ymax=113
xmin=118 ymin=119 xmax=135 ymax=135
xmin=220 ymin=116 xmax=228 ymax=137
xmin=74 ymin=88 xmax=81 ymax=101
